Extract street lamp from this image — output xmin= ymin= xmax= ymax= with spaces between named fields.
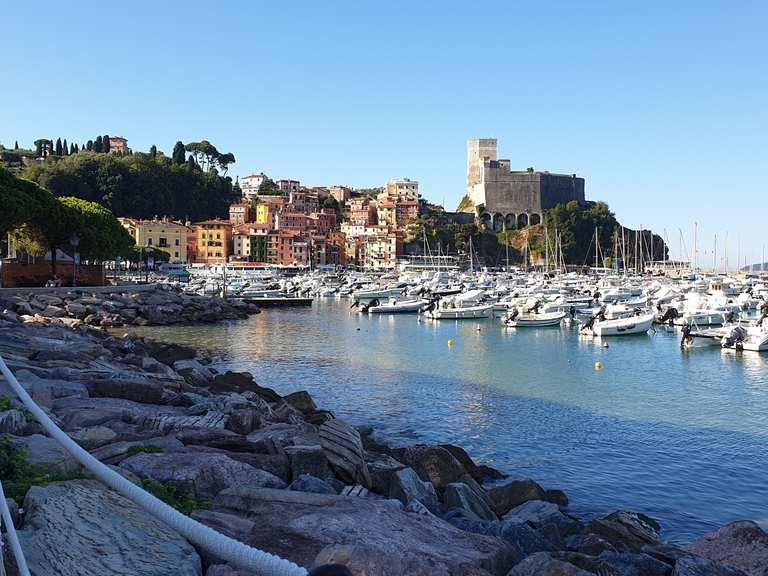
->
xmin=69 ymin=233 xmax=80 ymax=287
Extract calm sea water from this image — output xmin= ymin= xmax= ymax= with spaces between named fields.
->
xmin=135 ymin=299 xmax=768 ymax=544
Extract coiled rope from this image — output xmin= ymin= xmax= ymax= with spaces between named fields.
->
xmin=0 ymin=354 xmax=308 ymax=576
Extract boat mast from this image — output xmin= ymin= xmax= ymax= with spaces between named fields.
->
xmin=594 ymin=226 xmax=599 ymax=273
xmin=713 ymin=234 xmax=717 ymax=274
xmin=469 ymin=235 xmax=474 ymax=273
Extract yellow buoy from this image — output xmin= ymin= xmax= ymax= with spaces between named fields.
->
xmin=448 ymin=339 xmax=454 ymax=348
xmin=595 ymin=361 xmax=602 ymax=369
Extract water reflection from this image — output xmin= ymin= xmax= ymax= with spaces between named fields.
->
xmin=133 ymin=299 xmax=768 ymax=543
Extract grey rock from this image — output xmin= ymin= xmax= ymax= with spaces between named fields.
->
xmin=246 ymin=422 xmax=312 ymax=453
xmin=174 ymin=359 xmax=216 ymax=387
xmin=197 ymin=487 xmax=515 ymax=575
xmin=388 ymin=466 xmax=439 ymax=513
xmin=506 ymin=500 xmax=579 ymax=537
xmin=683 ymin=521 xmax=768 ymax=576
xmin=9 ymin=434 xmax=80 ymax=474
xmin=284 ymin=444 xmax=329 ymax=481
xmin=283 ymin=390 xmax=317 ymax=413
xmin=365 ymin=450 xmax=406 ymax=494
xmin=673 ymin=555 xmax=749 ymax=576
xmin=42 ymin=305 xmax=67 ymax=318
xmin=319 ymin=418 xmax=371 ymax=487
xmin=566 ymin=532 xmax=618 ymax=556
xmin=82 ymin=374 xmax=165 ymax=404
xmin=121 ymin=451 xmax=286 ymax=499
xmin=18 ymin=480 xmax=201 ymax=575
xmin=89 ymin=435 xmax=184 ymax=464
xmin=588 ymin=510 xmax=662 ymax=553
xmin=449 ymin=517 xmax=555 ymax=565
xmin=0 ymin=409 xmax=28 ymax=434
xmin=69 ymin=425 xmax=119 ymax=449
xmin=5 ymin=497 xmax=20 ymax=528
xmin=393 ymin=444 xmax=469 ymax=491
xmin=506 ymin=552 xmax=592 ymax=576
xmin=288 ymin=474 xmax=337 ymax=494
xmin=598 ymin=551 xmax=671 ymax=576
xmin=486 ymin=479 xmax=547 ymax=517
xmin=439 ymin=443 xmax=506 ymax=482
xmin=9 ymin=369 xmax=89 ymax=408
xmin=446 ymin=482 xmax=498 ymax=522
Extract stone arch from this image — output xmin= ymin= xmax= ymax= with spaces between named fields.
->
xmin=505 ymin=214 xmax=516 ymax=230
xmin=480 ymin=212 xmax=492 ymax=229
xmin=530 ymin=213 xmax=542 ymax=226
xmin=493 ymin=213 xmax=504 ymax=231
xmin=517 ymin=213 xmax=529 ymax=229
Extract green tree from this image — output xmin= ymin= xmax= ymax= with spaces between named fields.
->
xmin=172 ymin=141 xmax=186 ymax=164
xmin=14 ymin=141 xmax=19 ymax=150
xmin=149 ymin=145 xmax=157 ymax=158
xmin=257 ymin=177 xmax=279 ymax=195
xmin=0 ymin=167 xmax=55 ymax=237
xmin=103 ymin=135 xmax=111 ymax=153
xmin=55 ymin=138 xmax=62 ymax=156
xmin=86 ymin=140 xmax=94 ymax=151
xmin=63 ymin=139 xmax=69 ymax=156
xmin=323 ymin=196 xmax=340 ymax=211
xmin=94 ymin=136 xmax=103 ymax=153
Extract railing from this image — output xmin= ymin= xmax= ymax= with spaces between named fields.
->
xmin=0 ymin=355 xmax=308 ymax=576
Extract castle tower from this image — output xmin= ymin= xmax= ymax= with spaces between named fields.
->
xmin=466 ymin=138 xmax=497 ymax=207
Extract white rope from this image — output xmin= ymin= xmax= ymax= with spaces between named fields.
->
xmin=0 ymin=478 xmax=30 ymax=576
xmin=0 ymin=355 xmax=307 ymax=576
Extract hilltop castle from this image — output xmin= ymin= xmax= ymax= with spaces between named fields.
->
xmin=465 ymin=138 xmax=585 ymax=230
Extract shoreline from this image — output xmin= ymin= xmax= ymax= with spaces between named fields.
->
xmin=1 ymin=288 xmax=767 ymax=575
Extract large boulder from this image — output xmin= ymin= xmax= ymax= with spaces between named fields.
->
xmin=392 ymin=444 xmax=470 ymax=491
xmin=0 ymin=409 xmax=28 ymax=435
xmin=506 ymin=552 xmax=592 ymax=575
xmin=319 ymin=419 xmax=371 ymax=487
xmin=445 ymin=482 xmax=498 ymax=522
xmin=597 ymin=551 xmax=671 ymax=576
xmin=283 ymin=390 xmax=317 ymax=414
xmin=672 ymin=555 xmax=749 ymax=576
xmin=288 ymin=474 xmax=337 ymax=495
xmin=448 ymin=517 xmax=555 ymax=564
xmin=196 ymin=487 xmax=515 ymax=575
xmin=388 ymin=466 xmax=439 ymax=512
xmin=7 ymin=370 xmax=89 ymax=408
xmin=684 ymin=521 xmax=768 ymax=576
xmin=284 ymin=445 xmax=329 ymax=481
xmin=439 ymin=443 xmax=506 ymax=482
xmin=174 ymin=359 xmax=216 ymax=387
xmin=82 ymin=374 xmax=165 ymax=404
xmin=486 ymin=479 xmax=547 ymax=517
xmin=505 ymin=500 xmax=579 ymax=537
xmin=144 ymin=341 xmax=197 ymax=366
xmin=587 ymin=510 xmax=662 ymax=552
xmin=9 ymin=434 xmax=80 ymax=474
xmin=121 ymin=451 xmax=286 ymax=499
xmin=18 ymin=480 xmax=201 ymax=575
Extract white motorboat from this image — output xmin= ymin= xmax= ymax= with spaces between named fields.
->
xmin=352 ymin=286 xmax=406 ymax=302
xmin=504 ymin=310 xmax=566 ymax=327
xmin=673 ymin=310 xmax=727 ymax=327
xmin=720 ymin=319 xmax=768 ymax=352
xmin=422 ymin=302 xmax=494 ymax=320
xmin=580 ymin=312 xmax=655 ymax=336
xmin=365 ymin=298 xmax=429 ymax=314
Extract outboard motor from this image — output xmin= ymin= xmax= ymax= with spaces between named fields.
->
xmin=757 ymin=301 xmax=768 ymax=327
xmin=360 ymin=298 xmax=380 ymax=313
xmin=722 ymin=326 xmax=748 ymax=349
xmin=528 ymin=300 xmax=542 ymax=314
xmin=568 ymin=305 xmax=577 ymax=320
xmin=659 ymin=307 xmax=679 ymax=326
xmin=680 ymin=324 xmax=693 ymax=349
xmin=508 ymin=307 xmax=520 ymax=322
xmin=350 ymin=301 xmax=360 ymax=309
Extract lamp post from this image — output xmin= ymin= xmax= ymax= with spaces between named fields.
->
xmin=69 ymin=233 xmax=80 ymax=287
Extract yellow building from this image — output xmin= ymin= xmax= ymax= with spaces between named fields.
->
xmin=119 ymin=218 xmax=188 ymax=263
xmin=194 ymin=219 xmax=232 ymax=264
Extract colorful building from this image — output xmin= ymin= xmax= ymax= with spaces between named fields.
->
xmin=119 ymin=218 xmax=188 ymax=263
xmin=229 ymin=203 xmax=252 ymax=225
xmin=193 ymin=219 xmax=232 ymax=264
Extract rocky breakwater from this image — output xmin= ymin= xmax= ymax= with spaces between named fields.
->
xmin=1 ymin=319 xmax=767 ymax=575
xmin=0 ymin=284 xmax=259 ymax=329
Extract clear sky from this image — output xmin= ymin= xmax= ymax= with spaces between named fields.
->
xmin=3 ymin=0 xmax=767 ymax=266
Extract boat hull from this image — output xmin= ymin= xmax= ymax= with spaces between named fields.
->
xmin=581 ymin=313 xmax=655 ymax=336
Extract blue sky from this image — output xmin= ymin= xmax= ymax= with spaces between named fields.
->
xmin=3 ymin=1 xmax=767 ymax=265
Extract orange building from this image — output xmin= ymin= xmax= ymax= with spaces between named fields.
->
xmin=193 ymin=219 xmax=232 ymax=264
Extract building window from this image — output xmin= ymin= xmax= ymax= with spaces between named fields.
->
xmin=175 ymin=239 xmax=179 ymax=246
xmin=174 ymin=252 xmax=179 ymax=258
xmin=147 ymin=238 xmax=153 ymax=246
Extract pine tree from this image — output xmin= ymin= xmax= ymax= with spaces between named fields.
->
xmin=35 ymin=140 xmax=43 ymax=156
xmin=14 ymin=141 xmax=19 ymax=150
xmin=103 ymin=135 xmax=110 ymax=153
xmin=172 ymin=141 xmax=186 ymax=164
xmin=86 ymin=140 xmax=93 ymax=151
xmin=94 ymin=136 xmax=103 ymax=153
xmin=55 ymin=138 xmax=62 ymax=156
xmin=63 ymin=139 xmax=69 ymax=155
xmin=149 ymin=144 xmax=157 ymax=158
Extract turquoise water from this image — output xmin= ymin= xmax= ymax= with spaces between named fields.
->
xmin=138 ymin=299 xmax=768 ymax=543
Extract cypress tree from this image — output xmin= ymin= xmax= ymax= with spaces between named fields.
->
xmin=35 ymin=140 xmax=43 ymax=156
xmin=14 ymin=140 xmax=19 ymax=150
xmin=103 ymin=134 xmax=110 ymax=153
xmin=55 ymin=138 xmax=62 ymax=156
xmin=149 ymin=144 xmax=157 ymax=158
xmin=172 ymin=141 xmax=186 ymax=164
xmin=86 ymin=140 xmax=93 ymax=151
xmin=94 ymin=136 xmax=103 ymax=153
xmin=63 ymin=139 xmax=69 ymax=155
